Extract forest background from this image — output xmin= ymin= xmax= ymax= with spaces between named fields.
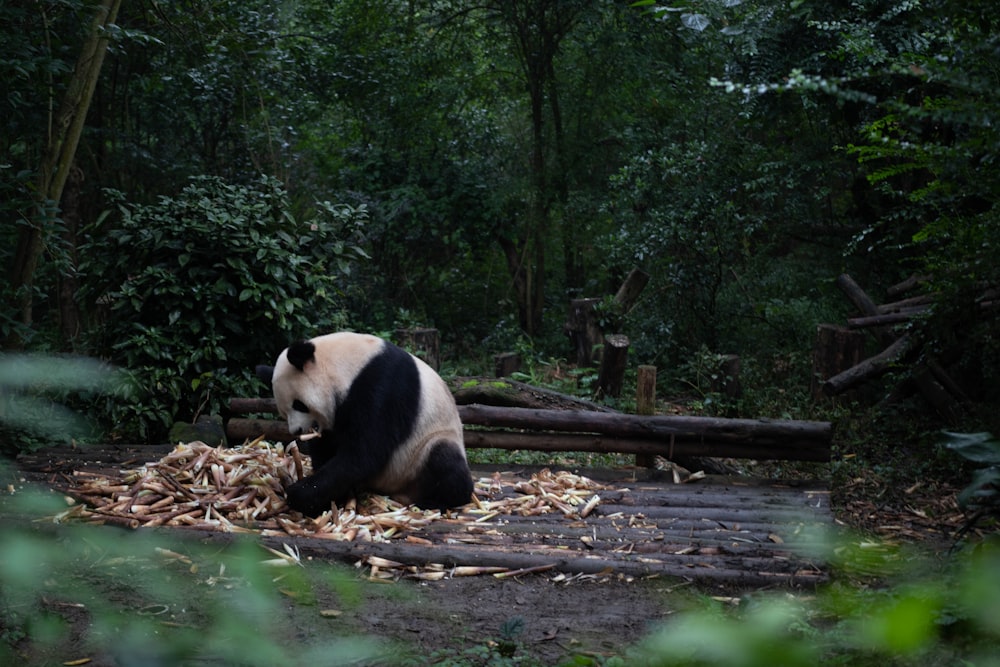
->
xmin=1 ymin=0 xmax=998 ymax=453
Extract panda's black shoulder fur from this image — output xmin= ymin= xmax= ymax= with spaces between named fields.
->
xmin=330 ymin=339 xmax=422 ymax=464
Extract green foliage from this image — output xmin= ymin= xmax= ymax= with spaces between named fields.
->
xmin=78 ymin=175 xmax=368 ymax=441
xmin=630 ymin=537 xmax=1000 ymax=667
xmin=0 ymin=354 xmax=130 ymax=454
xmin=0 ymin=485 xmax=375 ymax=666
xmin=945 ymin=431 xmax=1000 ymax=536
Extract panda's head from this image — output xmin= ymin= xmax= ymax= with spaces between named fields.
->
xmin=256 ymin=333 xmax=384 ymax=437
xmin=257 ymin=339 xmax=328 ymax=436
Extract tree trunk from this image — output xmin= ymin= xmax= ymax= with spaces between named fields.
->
xmin=57 ymin=165 xmax=85 ymax=350
xmin=394 ymin=328 xmax=440 ymax=371
xmin=5 ymin=0 xmax=122 ymax=348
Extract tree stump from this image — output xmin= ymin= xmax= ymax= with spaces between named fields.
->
xmin=596 ymin=334 xmax=629 ymax=399
xmin=394 ymin=328 xmax=440 ymax=370
xmin=811 ymin=324 xmax=866 ymax=400
xmin=565 ymin=298 xmax=603 ymax=366
xmin=493 ymin=352 xmax=522 ymax=378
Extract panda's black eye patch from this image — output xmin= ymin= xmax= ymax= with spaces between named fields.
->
xmin=291 ymin=399 xmax=310 ymax=413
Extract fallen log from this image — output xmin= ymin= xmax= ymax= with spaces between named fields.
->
xmin=832 ymin=274 xmax=964 ymax=421
xmin=885 ymin=274 xmax=930 ymax=299
xmin=234 ymin=379 xmax=619 ymax=415
xmin=460 ymin=431 xmax=830 ymax=462
xmin=246 ymin=532 xmax=827 ymax=587
xmin=847 ymin=309 xmax=927 ymax=329
xmin=878 ymin=294 xmax=934 ymax=313
xmin=227 ymin=404 xmax=832 ymax=462
xmin=230 ymin=401 xmax=833 ymax=445
xmin=223 ymin=421 xmax=830 ymax=462
xmin=457 ymin=405 xmax=831 ymax=446
xmin=836 ymin=273 xmax=883 ymax=323
xmin=822 ymin=334 xmax=913 ymax=396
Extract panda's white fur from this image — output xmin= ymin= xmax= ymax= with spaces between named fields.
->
xmin=256 ymin=332 xmax=472 ymax=516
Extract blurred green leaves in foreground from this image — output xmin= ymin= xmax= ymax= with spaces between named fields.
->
xmin=632 ymin=535 xmax=1000 ymax=667
xmin=0 ymin=487 xmax=377 ymax=666
xmin=0 ymin=353 xmax=132 ymax=450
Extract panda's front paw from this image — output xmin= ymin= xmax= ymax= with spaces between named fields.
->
xmin=284 ymin=478 xmax=332 ymax=517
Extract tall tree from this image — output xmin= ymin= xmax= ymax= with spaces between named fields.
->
xmin=6 ymin=0 xmax=121 ymax=348
xmin=482 ymin=0 xmax=587 ymax=337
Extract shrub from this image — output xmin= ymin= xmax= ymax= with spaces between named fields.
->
xmin=78 ymin=175 xmax=369 ymax=442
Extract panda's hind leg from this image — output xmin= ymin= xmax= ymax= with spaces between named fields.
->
xmin=413 ymin=441 xmax=473 ymax=510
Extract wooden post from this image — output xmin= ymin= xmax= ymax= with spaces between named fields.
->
xmin=394 ymin=328 xmax=440 ymax=370
xmin=635 ymin=365 xmax=657 ymax=468
xmin=596 ymin=334 xmax=629 ymax=399
xmin=565 ymin=298 xmax=603 ymax=366
xmin=811 ymin=324 xmax=866 ymax=400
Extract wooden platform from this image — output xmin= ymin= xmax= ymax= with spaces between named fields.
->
xmin=14 ymin=444 xmax=832 ymax=588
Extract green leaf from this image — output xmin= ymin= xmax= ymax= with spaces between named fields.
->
xmin=943 ymin=432 xmax=1000 ymax=465
xmin=957 ymin=467 xmax=1000 ymax=508
xmin=238 ymin=288 xmax=255 ymax=302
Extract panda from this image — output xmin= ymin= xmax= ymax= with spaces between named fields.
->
xmin=255 ymin=332 xmax=473 ymax=517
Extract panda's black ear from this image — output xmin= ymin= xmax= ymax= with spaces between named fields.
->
xmin=255 ymin=365 xmax=274 ymax=384
xmin=286 ymin=340 xmax=316 ymax=371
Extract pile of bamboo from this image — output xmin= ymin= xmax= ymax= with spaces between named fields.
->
xmin=54 ymin=439 xmax=609 ymax=542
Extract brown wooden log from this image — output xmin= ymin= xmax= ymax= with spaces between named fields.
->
xmin=227 ymin=404 xmax=833 ymax=461
xmin=595 ymin=334 xmax=629 ymax=399
xmin=612 ymin=267 xmax=650 ymax=313
xmin=230 ymin=403 xmax=834 ymax=445
xmin=394 ymin=328 xmax=440 ymax=370
xmin=230 ymin=381 xmax=618 ymax=417
xmin=811 ymin=324 xmax=866 ymax=400
xmin=878 ymin=294 xmax=934 ymax=313
xmin=834 ymin=274 xmax=964 ymax=417
xmin=847 ymin=309 xmax=927 ymax=328
xmin=253 ymin=533 xmax=826 ymax=587
xmin=461 ymin=430 xmax=830 ymax=462
xmin=635 ymin=365 xmax=657 ymax=468
xmin=886 ymin=274 xmax=930 ymax=299
xmin=457 ymin=405 xmax=832 ymax=445
xmin=836 ymin=273 xmax=882 ymax=322
xmin=821 ymin=334 xmax=913 ymax=396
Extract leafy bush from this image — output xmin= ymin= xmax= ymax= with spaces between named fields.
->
xmin=79 ymin=175 xmax=369 ymax=442
xmin=945 ymin=431 xmax=1000 ymax=538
